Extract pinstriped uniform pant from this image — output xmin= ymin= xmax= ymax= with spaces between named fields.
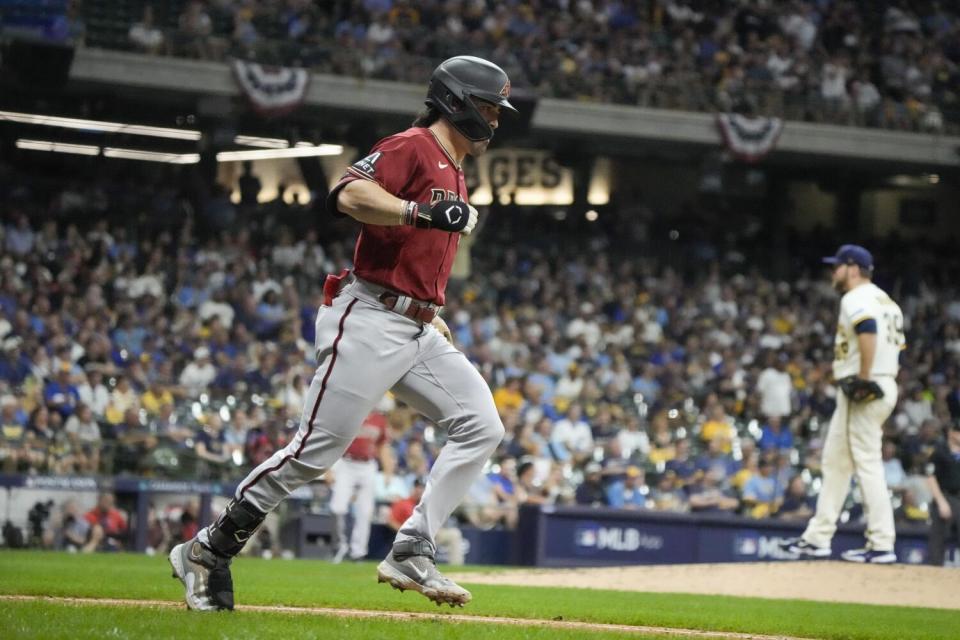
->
xmin=802 ymin=377 xmax=898 ymax=551
xmin=201 ymin=278 xmax=504 ymax=550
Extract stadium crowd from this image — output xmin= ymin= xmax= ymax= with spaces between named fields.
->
xmin=0 ymin=158 xmax=958 ymax=545
xmin=68 ymin=0 xmax=960 ymax=133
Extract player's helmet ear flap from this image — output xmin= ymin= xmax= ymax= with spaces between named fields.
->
xmin=425 ymin=56 xmax=517 ymax=142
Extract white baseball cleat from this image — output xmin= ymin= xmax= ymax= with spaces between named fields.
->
xmin=840 ymin=548 xmax=897 ymax=564
xmin=169 ymin=538 xmax=235 ymax=611
xmin=780 ymin=537 xmax=832 ymax=559
xmin=376 ymin=539 xmax=471 ymax=607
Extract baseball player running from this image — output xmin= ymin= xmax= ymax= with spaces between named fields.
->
xmin=784 ymin=245 xmax=905 ymax=563
xmin=169 ymin=56 xmax=515 ymax=609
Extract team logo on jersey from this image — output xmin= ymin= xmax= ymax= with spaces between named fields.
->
xmin=430 ymin=188 xmax=461 ymax=205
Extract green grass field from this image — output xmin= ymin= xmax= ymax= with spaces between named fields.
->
xmin=1 ymin=551 xmax=958 ymax=639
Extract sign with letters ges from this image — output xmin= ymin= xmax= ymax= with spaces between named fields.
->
xmin=464 ymin=149 xmax=573 ymax=206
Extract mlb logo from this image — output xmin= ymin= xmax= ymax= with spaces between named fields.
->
xmin=901 ymin=546 xmax=925 ymax=565
xmin=575 ymin=525 xmax=598 ymax=548
xmin=735 ymin=535 xmax=758 ymax=556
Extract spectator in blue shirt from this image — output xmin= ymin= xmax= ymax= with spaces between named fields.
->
xmin=687 ymin=468 xmax=740 ymax=515
xmin=666 ymin=438 xmax=698 ymax=486
xmin=0 ymin=337 xmax=32 ymax=385
xmin=487 ymin=455 xmax=519 ymax=528
xmin=5 ymin=214 xmax=35 ymax=256
xmin=606 ymin=466 xmax=649 ymax=509
xmin=632 ymin=363 xmax=661 ymax=404
xmin=759 ymin=415 xmax=793 ymax=452
xmin=488 ymin=455 xmax=517 ymax=499
xmin=44 ymin=363 xmax=80 ymax=419
xmin=742 ymin=456 xmax=786 ymax=518
xmin=112 ymin=313 xmax=147 ymax=358
xmin=695 ymin=436 xmax=739 ymax=481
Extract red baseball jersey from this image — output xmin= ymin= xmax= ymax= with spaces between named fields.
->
xmin=327 ymin=127 xmax=468 ymax=305
xmin=342 ymin=411 xmax=389 ymax=462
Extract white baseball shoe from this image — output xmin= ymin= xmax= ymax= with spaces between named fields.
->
xmin=780 ymin=537 xmax=832 ymax=559
xmin=169 ymin=538 xmax=235 ymax=610
xmin=376 ymin=538 xmax=471 ymax=607
xmin=841 ymin=548 xmax=897 ymax=564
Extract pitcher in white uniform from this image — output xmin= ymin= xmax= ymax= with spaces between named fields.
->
xmin=785 ymin=244 xmax=905 ymax=563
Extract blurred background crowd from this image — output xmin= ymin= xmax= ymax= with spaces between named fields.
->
xmin=1 ymin=154 xmax=957 ymax=552
xmin=30 ymin=0 xmax=960 ymax=133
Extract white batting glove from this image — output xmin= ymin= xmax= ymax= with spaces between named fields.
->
xmin=460 ymin=204 xmax=478 ymax=236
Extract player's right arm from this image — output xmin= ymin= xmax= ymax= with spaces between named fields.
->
xmin=856 ymin=330 xmax=877 ymax=378
xmin=328 ymin=137 xmax=477 ymax=233
xmin=336 ymin=178 xmax=477 ymax=233
xmin=336 ymin=179 xmax=409 ymax=226
xmin=842 ymin=290 xmax=878 ymax=378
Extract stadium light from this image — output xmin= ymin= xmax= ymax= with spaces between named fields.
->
xmin=103 ymin=147 xmax=201 ymax=164
xmin=234 ymin=135 xmax=290 ymax=149
xmin=15 ymin=138 xmax=100 ymax=156
xmin=0 ymin=110 xmax=201 ymax=140
xmin=216 ymin=144 xmax=343 ymax=162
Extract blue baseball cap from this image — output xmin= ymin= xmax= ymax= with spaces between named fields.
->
xmin=822 ymin=244 xmax=873 ymax=270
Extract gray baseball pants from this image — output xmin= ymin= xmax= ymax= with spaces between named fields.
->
xmin=203 ymin=277 xmax=504 ymax=550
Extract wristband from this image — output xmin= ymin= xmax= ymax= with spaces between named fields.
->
xmin=400 ymin=200 xmax=433 ymax=228
xmin=413 ymin=202 xmax=433 ymax=229
xmin=400 ymin=200 xmax=418 ymax=226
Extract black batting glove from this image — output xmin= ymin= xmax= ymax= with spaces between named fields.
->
xmin=402 ymin=200 xmax=477 ymax=234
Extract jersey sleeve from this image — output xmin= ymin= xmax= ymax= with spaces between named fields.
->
xmin=840 ymin=289 xmax=874 ymax=327
xmin=325 ymin=135 xmax=422 ymax=217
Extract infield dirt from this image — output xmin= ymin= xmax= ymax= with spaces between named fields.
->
xmin=452 ymin=562 xmax=960 ymax=610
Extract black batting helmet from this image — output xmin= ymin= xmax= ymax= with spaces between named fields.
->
xmin=425 ymin=56 xmax=517 ymax=142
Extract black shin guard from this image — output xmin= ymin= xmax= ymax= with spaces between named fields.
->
xmin=188 ymin=540 xmax=236 ymax=610
xmin=206 ymin=498 xmax=267 ymax=558
xmin=392 ymin=538 xmax=435 ymax=561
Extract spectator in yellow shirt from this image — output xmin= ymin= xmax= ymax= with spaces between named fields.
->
xmin=493 ymin=376 xmax=525 ymax=415
xmin=141 ymin=380 xmax=174 ymax=416
xmin=732 ymin=449 xmax=759 ymax=492
xmin=104 ymin=375 xmax=139 ymax=425
xmin=647 ymin=411 xmax=676 ymax=465
xmin=700 ymin=403 xmax=736 ymax=453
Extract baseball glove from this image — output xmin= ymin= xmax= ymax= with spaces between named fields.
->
xmin=837 ymin=376 xmax=884 ymax=402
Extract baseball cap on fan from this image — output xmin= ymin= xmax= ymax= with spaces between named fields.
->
xmin=822 ymin=244 xmax=873 ymax=270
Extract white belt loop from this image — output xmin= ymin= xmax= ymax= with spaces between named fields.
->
xmin=393 ymin=295 xmax=412 ymax=316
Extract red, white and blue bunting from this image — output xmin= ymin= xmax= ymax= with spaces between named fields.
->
xmin=231 ymin=60 xmax=310 ymax=118
xmin=715 ymin=113 xmax=784 ymax=163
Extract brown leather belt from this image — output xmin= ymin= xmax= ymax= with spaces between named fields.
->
xmin=378 ymin=292 xmax=438 ymax=324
